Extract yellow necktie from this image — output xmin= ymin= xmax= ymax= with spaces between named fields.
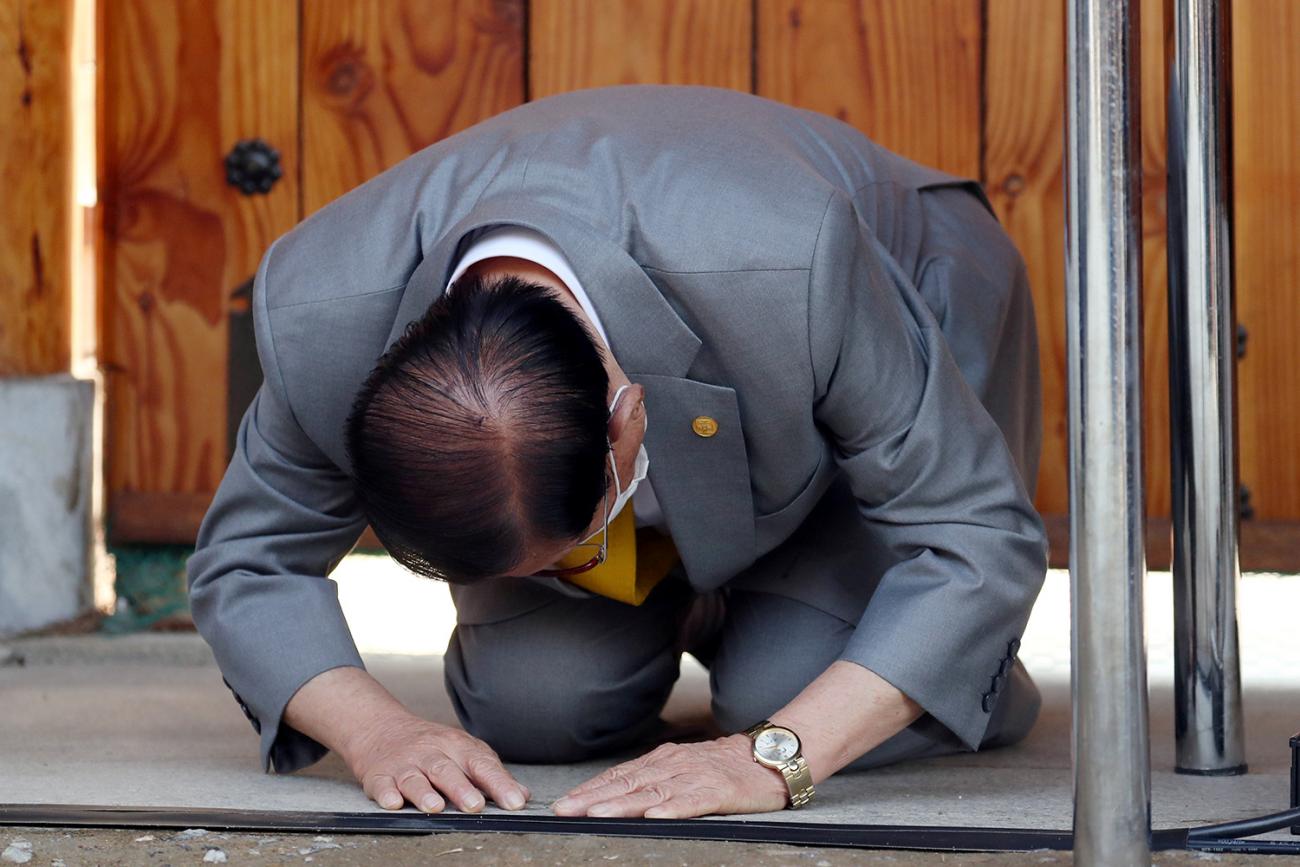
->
xmin=550 ymin=509 xmax=679 ymax=605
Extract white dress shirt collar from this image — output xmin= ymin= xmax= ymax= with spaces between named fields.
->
xmin=445 ymin=224 xmax=611 ymax=348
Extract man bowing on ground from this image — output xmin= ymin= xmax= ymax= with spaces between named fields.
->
xmin=188 ymin=85 xmax=1048 ymax=818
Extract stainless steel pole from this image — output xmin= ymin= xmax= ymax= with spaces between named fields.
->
xmin=1167 ymin=0 xmax=1247 ymax=777
xmin=1066 ymin=0 xmax=1151 ymax=862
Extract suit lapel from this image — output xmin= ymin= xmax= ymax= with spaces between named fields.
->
xmin=636 ymin=374 xmax=757 ymax=589
xmin=392 ymin=194 xmax=756 ymax=589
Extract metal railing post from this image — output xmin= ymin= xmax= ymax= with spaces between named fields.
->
xmin=1167 ymin=0 xmax=1247 ymax=778
xmin=1065 ymin=0 xmax=1152 ymax=862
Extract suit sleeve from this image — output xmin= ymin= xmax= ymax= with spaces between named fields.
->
xmin=186 ymin=239 xmax=369 ymax=773
xmin=807 ymin=192 xmax=1048 ymax=750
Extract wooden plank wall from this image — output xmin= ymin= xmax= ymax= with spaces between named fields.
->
xmin=101 ymin=0 xmax=1300 ymax=548
xmin=757 ymin=0 xmax=982 ymax=179
xmin=984 ymin=0 xmax=1171 ymax=516
xmin=1234 ymin=0 xmax=1300 ymax=521
xmin=530 ymin=0 xmax=752 ymax=95
xmin=981 ymin=0 xmax=1067 ymax=510
xmin=301 ymin=0 xmax=525 ymax=217
xmin=1 ymin=0 xmax=73 ymax=377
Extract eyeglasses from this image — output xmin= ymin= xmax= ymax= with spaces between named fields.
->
xmin=534 ymin=446 xmax=613 ymax=578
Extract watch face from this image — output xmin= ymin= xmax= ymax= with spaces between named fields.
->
xmin=754 ymin=727 xmax=799 ymax=763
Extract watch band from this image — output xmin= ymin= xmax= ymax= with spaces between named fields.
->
xmin=782 ymin=755 xmax=815 ymax=809
xmin=744 ymin=721 xmax=815 ymax=810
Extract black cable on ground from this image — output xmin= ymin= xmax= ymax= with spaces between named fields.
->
xmin=1185 ymin=806 xmax=1300 ymax=841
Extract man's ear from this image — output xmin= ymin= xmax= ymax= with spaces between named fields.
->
xmin=607 ymin=383 xmax=646 ymax=445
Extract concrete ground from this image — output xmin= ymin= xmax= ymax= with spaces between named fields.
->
xmin=2 ymin=826 xmax=1295 ymax=866
xmin=2 ymin=564 xmax=1298 ymax=863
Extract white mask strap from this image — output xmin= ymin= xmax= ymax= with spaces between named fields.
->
xmin=608 ymin=441 xmax=623 ymax=497
xmin=607 ymin=384 xmax=633 ymax=497
xmin=608 ymin=384 xmax=632 ymax=415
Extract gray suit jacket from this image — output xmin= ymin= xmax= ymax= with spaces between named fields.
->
xmin=187 ymin=85 xmax=1048 ymax=773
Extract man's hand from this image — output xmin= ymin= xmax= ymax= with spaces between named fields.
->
xmin=283 ymin=666 xmax=529 ymax=814
xmin=341 ymin=712 xmax=529 ymax=814
xmin=553 ymin=735 xmax=787 ymax=819
xmin=554 ymin=661 xmax=922 ymax=819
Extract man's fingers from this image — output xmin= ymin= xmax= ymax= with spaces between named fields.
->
xmin=566 ymin=768 xmax=624 ymax=797
xmin=423 ymin=757 xmax=486 ymax=813
xmin=396 ymin=770 xmax=445 ymax=814
xmin=644 ymin=790 xmax=721 ymax=820
xmin=560 ymin=760 xmax=676 ymax=811
xmin=566 ymin=750 xmax=660 ymax=796
xmin=555 ymin=769 xmax=676 ymax=817
xmin=464 ymin=752 xmax=529 ymax=810
xmin=582 ymin=786 xmax=676 ymax=818
xmin=553 ymin=781 xmax=636 ymax=816
xmin=565 ymin=762 xmax=658 ymax=799
xmin=364 ymin=774 xmax=404 ymax=811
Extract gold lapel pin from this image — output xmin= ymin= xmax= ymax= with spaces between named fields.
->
xmin=691 ymin=416 xmax=719 ymax=438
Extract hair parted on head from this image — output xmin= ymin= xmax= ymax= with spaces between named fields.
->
xmin=344 ymin=273 xmax=610 ymax=582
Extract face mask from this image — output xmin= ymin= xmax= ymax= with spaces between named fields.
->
xmin=604 ymin=384 xmax=650 ymax=526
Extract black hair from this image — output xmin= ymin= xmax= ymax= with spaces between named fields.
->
xmin=344 ymin=273 xmax=610 ymax=582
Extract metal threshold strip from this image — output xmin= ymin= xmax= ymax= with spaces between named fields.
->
xmin=4 ymin=804 xmax=1300 ymax=855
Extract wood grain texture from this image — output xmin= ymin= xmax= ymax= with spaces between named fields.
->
xmin=1138 ymin=0 xmax=1171 ymax=518
xmin=111 ymin=489 xmax=386 ymax=551
xmin=0 ymin=0 xmax=72 ymax=376
xmin=984 ymin=0 xmax=1171 ymax=515
xmin=1233 ymin=0 xmax=1300 ymax=519
xmin=301 ymin=0 xmax=525 ymax=216
xmin=102 ymin=0 xmax=298 ymax=524
xmin=530 ymin=0 xmax=752 ymax=97
xmin=757 ymin=0 xmax=981 ymax=178
xmin=981 ymin=0 xmax=1066 ymax=510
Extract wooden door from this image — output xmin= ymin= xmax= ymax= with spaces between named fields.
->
xmin=102 ymin=1 xmax=301 ymax=539
xmin=102 ymin=0 xmax=525 ymax=541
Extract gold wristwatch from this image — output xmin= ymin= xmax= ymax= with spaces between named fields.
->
xmin=744 ymin=720 xmax=815 ymax=809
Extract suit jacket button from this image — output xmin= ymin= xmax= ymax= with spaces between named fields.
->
xmin=1008 ymin=638 xmax=1021 ymax=656
xmin=999 ymin=657 xmax=1014 ymax=675
xmin=692 ymin=416 xmax=719 ymax=437
xmin=982 ymin=693 xmax=996 ymax=713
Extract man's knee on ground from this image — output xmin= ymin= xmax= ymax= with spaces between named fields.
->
xmin=444 ymin=627 xmax=677 ymax=764
xmin=711 ymin=692 xmax=769 ymax=738
xmin=709 ymin=665 xmax=802 ymax=737
xmin=706 ymin=590 xmax=853 ymax=736
xmin=450 ymin=680 xmax=641 ymax=764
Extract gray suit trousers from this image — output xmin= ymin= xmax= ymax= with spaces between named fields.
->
xmin=444 ymin=477 xmax=1040 ymax=768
